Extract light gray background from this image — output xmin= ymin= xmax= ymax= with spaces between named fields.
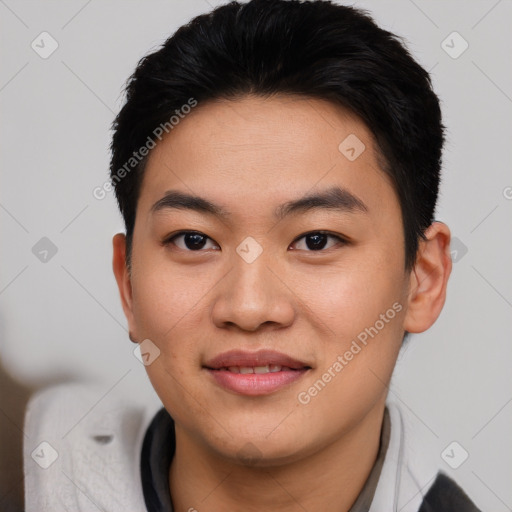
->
xmin=1 ymin=1 xmax=511 ymax=511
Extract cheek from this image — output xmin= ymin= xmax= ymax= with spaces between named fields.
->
xmin=130 ymin=263 xmax=206 ymax=419
xmin=295 ymin=271 xmax=405 ymax=432
xmin=293 ymin=252 xmax=407 ymax=405
xmin=290 ymin=256 xmax=406 ymax=342
xmin=130 ymin=253 xmax=208 ymax=340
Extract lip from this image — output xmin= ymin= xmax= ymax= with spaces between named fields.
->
xmin=204 ymin=349 xmax=310 ymax=370
xmin=203 ymin=349 xmax=311 ymax=396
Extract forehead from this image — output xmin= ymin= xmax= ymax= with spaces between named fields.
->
xmin=138 ymin=94 xmax=397 ymax=221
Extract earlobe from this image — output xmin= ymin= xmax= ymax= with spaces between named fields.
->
xmin=112 ymin=233 xmax=138 ymax=341
xmin=403 ymin=222 xmax=452 ymax=333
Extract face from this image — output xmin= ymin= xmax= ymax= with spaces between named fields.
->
xmin=116 ymin=94 xmax=421 ymax=465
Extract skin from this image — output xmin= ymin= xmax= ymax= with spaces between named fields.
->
xmin=113 ymin=94 xmax=452 ymax=512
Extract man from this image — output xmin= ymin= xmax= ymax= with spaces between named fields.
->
xmin=23 ymin=0 xmax=481 ymax=510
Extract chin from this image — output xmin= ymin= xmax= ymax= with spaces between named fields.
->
xmin=204 ymin=422 xmax=312 ymax=467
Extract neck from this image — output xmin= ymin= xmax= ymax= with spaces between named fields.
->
xmin=169 ymin=403 xmax=386 ymax=512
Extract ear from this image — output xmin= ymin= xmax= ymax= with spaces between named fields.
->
xmin=403 ymin=222 xmax=452 ymax=333
xmin=112 ymin=233 xmax=138 ymax=341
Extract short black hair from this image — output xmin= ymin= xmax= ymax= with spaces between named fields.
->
xmin=110 ymin=0 xmax=444 ymax=270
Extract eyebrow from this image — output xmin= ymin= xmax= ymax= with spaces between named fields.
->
xmin=151 ymin=186 xmax=368 ymax=220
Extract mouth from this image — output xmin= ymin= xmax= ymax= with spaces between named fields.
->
xmin=203 ymin=349 xmax=312 ymax=396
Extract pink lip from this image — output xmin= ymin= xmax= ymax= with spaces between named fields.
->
xmin=203 ymin=349 xmax=311 ymax=396
xmin=204 ymin=349 xmax=309 ymax=370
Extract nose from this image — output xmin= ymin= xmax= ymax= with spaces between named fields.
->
xmin=210 ymin=248 xmax=295 ymax=333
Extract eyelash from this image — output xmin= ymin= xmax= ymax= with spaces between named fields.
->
xmin=162 ymin=230 xmax=348 ymax=253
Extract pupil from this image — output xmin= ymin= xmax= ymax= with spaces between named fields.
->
xmin=185 ymin=233 xmax=207 ymax=250
xmin=306 ymin=233 xmax=327 ymax=250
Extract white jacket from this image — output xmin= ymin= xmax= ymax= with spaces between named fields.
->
xmin=23 ymin=382 xmax=477 ymax=511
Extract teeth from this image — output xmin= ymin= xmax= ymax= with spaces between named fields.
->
xmin=223 ymin=365 xmax=285 ymax=374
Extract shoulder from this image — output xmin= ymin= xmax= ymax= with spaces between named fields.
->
xmin=369 ymin=401 xmax=482 ymax=512
xmin=23 ymin=381 xmax=162 ymax=512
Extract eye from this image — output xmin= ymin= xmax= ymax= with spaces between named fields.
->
xmin=163 ymin=230 xmax=347 ymax=252
xmin=290 ymin=231 xmax=347 ymax=251
xmin=163 ymin=231 xmax=219 ymax=251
